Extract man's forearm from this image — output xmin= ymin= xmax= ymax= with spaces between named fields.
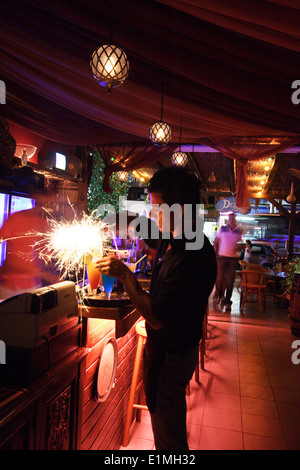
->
xmin=95 ymin=253 xmax=162 ymax=330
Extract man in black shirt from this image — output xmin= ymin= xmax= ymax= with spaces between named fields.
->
xmin=96 ymin=166 xmax=217 ymax=450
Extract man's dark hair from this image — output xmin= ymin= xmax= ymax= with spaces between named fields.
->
xmin=148 ymin=166 xmax=202 ymax=206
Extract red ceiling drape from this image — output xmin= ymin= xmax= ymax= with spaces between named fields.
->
xmin=0 ymin=0 xmax=299 ymax=151
xmin=158 ymin=0 xmax=300 ymax=52
xmin=95 ymin=143 xmax=177 ymax=192
xmin=199 ymin=136 xmax=300 ymax=210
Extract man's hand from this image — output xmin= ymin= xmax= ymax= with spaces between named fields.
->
xmin=95 ymin=254 xmax=129 ymax=283
xmin=95 ymin=254 xmax=162 ymax=330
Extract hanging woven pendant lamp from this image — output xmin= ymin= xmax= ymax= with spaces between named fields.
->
xmin=149 ymin=86 xmax=172 ymax=146
xmin=116 ymin=170 xmax=129 ymax=182
xmin=90 ymin=44 xmax=129 ymax=93
xmin=149 ymin=121 xmax=172 ymax=146
xmin=171 ymin=151 xmax=188 ymax=166
xmin=171 ymin=126 xmax=187 ymax=166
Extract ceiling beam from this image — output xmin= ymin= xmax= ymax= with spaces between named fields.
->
xmin=202 ymin=191 xmax=232 ymax=197
xmin=180 ymin=145 xmax=300 ymax=154
xmin=267 ymin=198 xmax=290 ymax=218
xmin=187 ymin=153 xmax=207 ymax=190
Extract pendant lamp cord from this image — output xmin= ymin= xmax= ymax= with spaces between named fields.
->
xmin=160 ymin=82 xmax=164 ymax=121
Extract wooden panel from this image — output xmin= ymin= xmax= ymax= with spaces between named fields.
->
xmin=81 ymin=346 xmax=136 ymax=426
xmin=80 ymin=307 xmax=140 ymax=339
xmin=36 ymin=362 xmax=80 ymax=450
xmin=79 ymin=304 xmax=134 ymax=320
xmin=116 ymin=309 xmax=141 ymax=338
xmin=81 ymin=333 xmax=137 ymax=422
xmin=82 ymin=318 xmax=114 ymax=349
xmin=0 ymin=404 xmax=35 ymax=450
xmin=0 ymin=348 xmax=87 ymax=451
xmin=77 ymin=317 xmax=142 ymax=450
xmin=46 ymin=385 xmax=73 ymax=450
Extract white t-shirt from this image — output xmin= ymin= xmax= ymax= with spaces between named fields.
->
xmin=244 ymin=246 xmax=252 ymax=262
xmin=216 ymin=225 xmax=243 ymax=257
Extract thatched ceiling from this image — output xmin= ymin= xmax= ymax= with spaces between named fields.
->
xmin=133 ymin=151 xmax=300 ymax=203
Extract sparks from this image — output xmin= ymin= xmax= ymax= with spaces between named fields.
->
xmin=37 ymin=213 xmax=109 ymax=278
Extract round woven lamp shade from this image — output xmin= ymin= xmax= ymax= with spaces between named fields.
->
xmin=149 ymin=121 xmax=172 ymax=146
xmin=171 ymin=151 xmax=188 ymax=166
xmin=90 ymin=45 xmax=129 ymax=93
xmin=116 ymin=171 xmax=129 ymax=182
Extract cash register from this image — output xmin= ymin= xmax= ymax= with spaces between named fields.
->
xmin=0 ymin=281 xmax=81 ymax=386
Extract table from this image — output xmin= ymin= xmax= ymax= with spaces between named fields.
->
xmin=266 ymin=271 xmax=288 ymax=291
xmin=266 ymin=271 xmax=289 ymax=305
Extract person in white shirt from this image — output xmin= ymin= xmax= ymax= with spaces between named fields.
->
xmin=213 ymin=212 xmax=243 ymax=311
xmin=244 ymin=239 xmax=252 ymax=262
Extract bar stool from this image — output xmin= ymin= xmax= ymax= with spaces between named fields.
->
xmin=122 ymin=320 xmax=148 ymax=447
xmin=191 ymin=307 xmax=208 ymax=386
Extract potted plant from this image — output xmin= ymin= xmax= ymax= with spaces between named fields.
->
xmin=283 ymin=258 xmax=300 ymax=336
xmin=283 ymin=257 xmax=300 ymax=294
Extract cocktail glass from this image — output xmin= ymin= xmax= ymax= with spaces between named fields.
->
xmin=124 ymin=262 xmax=136 ymax=273
xmin=98 ymin=271 xmax=104 ymax=291
xmin=101 ymin=273 xmax=115 ymax=300
xmin=87 ymin=259 xmax=101 ymax=295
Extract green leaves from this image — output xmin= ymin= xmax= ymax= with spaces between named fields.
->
xmin=87 ymin=150 xmax=129 ymax=216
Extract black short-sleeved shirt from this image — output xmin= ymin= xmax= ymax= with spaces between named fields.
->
xmin=141 ymin=222 xmax=217 ymax=354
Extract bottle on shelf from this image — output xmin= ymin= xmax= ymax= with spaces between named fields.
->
xmin=21 ymin=147 xmax=28 ymax=166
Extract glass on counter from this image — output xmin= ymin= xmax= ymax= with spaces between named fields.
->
xmin=87 ymin=258 xmax=102 ymax=295
xmin=101 ymin=274 xmax=115 ymax=300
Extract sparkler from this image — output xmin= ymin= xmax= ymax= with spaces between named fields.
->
xmin=0 ymin=206 xmax=112 ymax=298
xmin=36 ymin=212 xmax=109 ymax=279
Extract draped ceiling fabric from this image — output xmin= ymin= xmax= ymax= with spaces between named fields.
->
xmin=199 ymin=136 xmax=300 ymax=210
xmin=95 ymin=143 xmax=177 ymax=192
xmin=0 ymin=0 xmax=300 ymax=203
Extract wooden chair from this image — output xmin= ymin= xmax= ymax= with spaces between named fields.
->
xmin=245 ymin=264 xmax=274 ymax=297
xmin=238 ymin=260 xmax=249 ymax=269
xmin=245 ymin=264 xmax=269 ymax=272
xmin=239 ymin=270 xmax=267 ymax=313
xmin=237 ymin=261 xmax=248 ymax=292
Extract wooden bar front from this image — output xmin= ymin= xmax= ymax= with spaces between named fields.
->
xmin=77 ymin=314 xmax=141 ymax=449
xmin=0 ymin=304 xmax=142 ymax=450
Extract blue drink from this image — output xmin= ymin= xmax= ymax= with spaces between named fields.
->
xmin=101 ymin=274 xmax=115 ymax=299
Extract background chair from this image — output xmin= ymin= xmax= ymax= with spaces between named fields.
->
xmin=245 ymin=265 xmax=275 ymax=300
xmin=238 ymin=260 xmax=249 ymax=269
xmin=237 ymin=260 xmax=249 ymax=292
xmin=239 ymin=270 xmax=267 ymax=313
xmin=245 ymin=264 xmax=269 ymax=272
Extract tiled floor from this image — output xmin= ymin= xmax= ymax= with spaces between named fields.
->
xmin=120 ymin=286 xmax=300 ymax=451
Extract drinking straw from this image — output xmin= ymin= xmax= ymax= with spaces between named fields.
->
xmin=111 ymin=230 xmax=121 ymax=259
xmin=134 ymin=254 xmax=147 ymax=266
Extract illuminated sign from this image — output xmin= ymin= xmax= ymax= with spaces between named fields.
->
xmin=215 ymin=197 xmax=238 ymax=212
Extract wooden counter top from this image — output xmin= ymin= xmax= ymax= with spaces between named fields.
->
xmin=76 ymin=275 xmax=150 ymax=337
xmin=79 ymin=292 xmax=133 ymax=318
xmin=78 ymin=292 xmax=136 ymax=330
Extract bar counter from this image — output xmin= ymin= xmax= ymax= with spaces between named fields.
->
xmin=0 ymin=279 xmax=151 ymax=450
